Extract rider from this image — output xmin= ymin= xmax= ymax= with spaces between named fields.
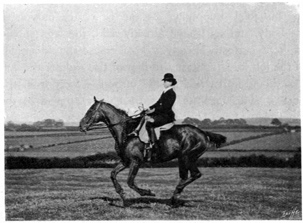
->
xmin=130 ymin=73 xmax=177 ymax=161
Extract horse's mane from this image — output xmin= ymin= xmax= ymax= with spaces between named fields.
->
xmin=102 ymin=101 xmax=129 ymax=117
xmin=102 ymin=101 xmax=140 ymax=134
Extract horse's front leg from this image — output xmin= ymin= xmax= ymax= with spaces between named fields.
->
xmin=110 ymin=161 xmax=127 ymax=206
xmin=127 ymin=159 xmax=156 ymax=198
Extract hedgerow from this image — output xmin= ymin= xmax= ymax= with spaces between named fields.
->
xmin=5 ymin=152 xmax=300 ymax=169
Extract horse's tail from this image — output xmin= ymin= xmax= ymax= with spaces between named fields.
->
xmin=204 ymin=131 xmax=227 ymax=148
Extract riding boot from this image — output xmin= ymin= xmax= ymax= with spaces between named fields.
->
xmin=146 ymin=126 xmax=160 ymax=162
xmin=128 ymin=117 xmax=145 ymax=136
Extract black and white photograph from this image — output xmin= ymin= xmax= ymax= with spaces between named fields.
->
xmin=2 ymin=1 xmax=301 ymax=220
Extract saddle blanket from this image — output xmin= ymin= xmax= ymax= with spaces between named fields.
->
xmin=139 ymin=122 xmax=175 ymax=143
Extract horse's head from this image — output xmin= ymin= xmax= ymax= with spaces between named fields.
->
xmin=79 ymin=96 xmax=105 ymax=133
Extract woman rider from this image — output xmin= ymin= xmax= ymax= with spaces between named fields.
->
xmin=129 ymin=73 xmax=177 ymax=161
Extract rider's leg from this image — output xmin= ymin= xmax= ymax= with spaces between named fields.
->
xmin=145 ymin=121 xmax=160 ymax=162
xmin=144 ymin=115 xmax=169 ymax=161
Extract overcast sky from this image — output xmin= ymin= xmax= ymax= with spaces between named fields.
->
xmin=4 ymin=3 xmax=300 ymax=123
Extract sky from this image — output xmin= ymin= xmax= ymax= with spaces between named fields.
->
xmin=3 ymin=2 xmax=300 ymax=124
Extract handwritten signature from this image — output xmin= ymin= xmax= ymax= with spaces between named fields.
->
xmin=281 ymin=206 xmax=301 ymax=219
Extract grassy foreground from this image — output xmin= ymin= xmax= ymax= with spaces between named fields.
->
xmin=5 ymin=167 xmax=301 ymax=220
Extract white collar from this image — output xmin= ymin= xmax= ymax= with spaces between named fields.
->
xmin=163 ymin=86 xmax=174 ymax=93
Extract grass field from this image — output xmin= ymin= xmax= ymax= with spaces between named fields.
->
xmin=5 ymin=167 xmax=301 ymax=220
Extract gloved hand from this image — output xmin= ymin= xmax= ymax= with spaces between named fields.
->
xmin=146 ymin=108 xmax=155 ymax=114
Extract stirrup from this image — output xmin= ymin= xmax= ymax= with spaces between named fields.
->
xmin=144 ymin=147 xmax=152 ymax=162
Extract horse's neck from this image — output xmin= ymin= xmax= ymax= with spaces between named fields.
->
xmin=102 ymin=104 xmax=128 ymax=146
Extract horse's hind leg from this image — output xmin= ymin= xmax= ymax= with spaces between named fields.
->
xmin=171 ymin=157 xmax=202 ymax=206
xmin=127 ymin=160 xmax=156 ymax=198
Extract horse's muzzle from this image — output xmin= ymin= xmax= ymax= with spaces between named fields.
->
xmin=79 ymin=125 xmax=87 ymax=133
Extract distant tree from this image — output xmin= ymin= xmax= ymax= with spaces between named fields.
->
xmin=5 ymin=121 xmax=17 ymax=130
xmin=6 ymin=121 xmax=16 ymax=128
xmin=33 ymin=121 xmax=43 ymax=127
xmin=201 ymin=118 xmax=212 ymax=126
xmin=226 ymin=119 xmax=234 ymax=125
xmin=233 ymin=119 xmax=248 ymax=126
xmin=212 ymin=119 xmax=220 ymax=126
xmin=271 ymin=118 xmax=282 ymax=126
xmin=19 ymin=123 xmax=37 ymax=131
xmin=239 ymin=118 xmax=248 ymax=125
xmin=43 ymin=119 xmax=56 ymax=127
xmin=182 ymin=117 xmax=201 ymax=127
xmin=55 ymin=120 xmax=64 ymax=127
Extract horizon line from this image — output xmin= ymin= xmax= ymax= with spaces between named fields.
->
xmin=4 ymin=116 xmax=301 ymax=124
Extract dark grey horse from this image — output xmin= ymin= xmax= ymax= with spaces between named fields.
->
xmin=79 ymin=97 xmax=226 ymax=207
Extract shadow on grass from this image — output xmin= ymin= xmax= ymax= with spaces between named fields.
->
xmin=91 ymin=196 xmax=195 ymax=208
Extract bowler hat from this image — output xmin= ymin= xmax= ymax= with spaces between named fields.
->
xmin=162 ymin=73 xmax=177 ymax=86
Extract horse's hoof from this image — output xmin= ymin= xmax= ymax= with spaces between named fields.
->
xmin=170 ymin=195 xmax=182 ymax=208
xmin=171 ymin=200 xmax=181 ymax=208
xmin=122 ymin=200 xmax=129 ymax=208
xmin=146 ymin=189 xmax=156 ymax=197
xmin=141 ymin=190 xmax=156 ymax=197
xmin=149 ymin=191 xmax=156 ymax=197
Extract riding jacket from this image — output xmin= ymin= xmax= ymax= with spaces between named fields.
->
xmin=149 ymin=88 xmax=176 ymax=123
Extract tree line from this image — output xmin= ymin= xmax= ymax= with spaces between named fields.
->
xmin=4 ymin=117 xmax=297 ymax=132
xmin=182 ymin=117 xmax=248 ymax=127
xmin=5 ymin=119 xmax=65 ymax=131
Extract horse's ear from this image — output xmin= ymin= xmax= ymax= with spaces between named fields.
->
xmin=93 ymin=96 xmax=104 ymax=102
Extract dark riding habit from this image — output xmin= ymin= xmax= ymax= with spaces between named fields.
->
xmin=149 ymin=88 xmax=176 ymax=123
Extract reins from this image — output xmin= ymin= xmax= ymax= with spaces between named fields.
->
xmin=105 ymin=113 xmax=143 ymax=128
xmin=88 ymin=102 xmax=145 ymax=131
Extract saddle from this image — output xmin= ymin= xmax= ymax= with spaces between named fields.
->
xmin=138 ymin=122 xmax=175 ymax=143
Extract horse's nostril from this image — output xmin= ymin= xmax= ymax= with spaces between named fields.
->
xmin=79 ymin=125 xmax=86 ymax=132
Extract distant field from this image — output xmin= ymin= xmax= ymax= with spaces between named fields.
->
xmin=221 ymin=132 xmax=301 ymax=151
xmin=5 ymin=130 xmax=268 ymax=148
xmin=203 ymin=151 xmax=296 ymax=158
xmin=5 ymin=167 xmax=301 ymax=220
xmin=5 ymin=138 xmax=115 ymax=158
xmin=5 ymin=134 xmax=107 ymax=149
xmin=5 ymin=129 xmax=109 ymax=137
xmin=4 ymin=131 xmax=82 ymax=137
xmin=4 ymin=129 xmax=300 ymax=158
xmin=213 ymin=131 xmax=271 ymax=143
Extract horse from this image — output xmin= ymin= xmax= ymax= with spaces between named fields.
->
xmin=79 ymin=97 xmax=227 ymax=207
